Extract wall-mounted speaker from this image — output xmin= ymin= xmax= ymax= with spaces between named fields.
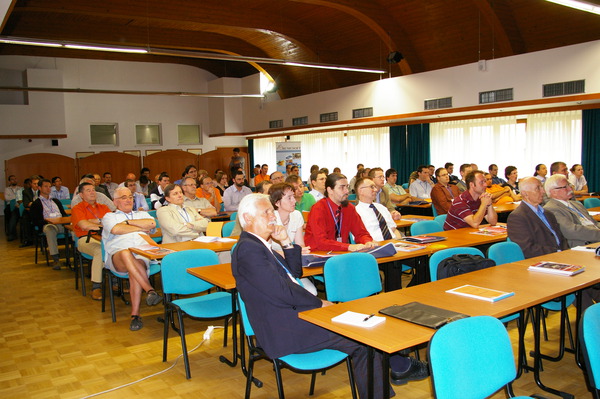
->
xmin=51 ymin=139 xmax=59 ymax=146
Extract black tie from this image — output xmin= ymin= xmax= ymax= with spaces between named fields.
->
xmin=335 ymin=206 xmax=342 ymax=239
xmin=370 ymin=204 xmax=392 ymax=240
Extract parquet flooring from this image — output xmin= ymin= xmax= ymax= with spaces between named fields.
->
xmin=0 ymin=222 xmax=593 ymax=398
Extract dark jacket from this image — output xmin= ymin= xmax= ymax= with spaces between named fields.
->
xmin=30 ymin=197 xmax=68 ymax=229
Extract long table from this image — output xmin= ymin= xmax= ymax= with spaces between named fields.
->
xmin=299 ymin=245 xmax=600 ymax=399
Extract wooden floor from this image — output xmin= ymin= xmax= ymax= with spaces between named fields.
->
xmin=0 ymin=223 xmax=593 ymax=399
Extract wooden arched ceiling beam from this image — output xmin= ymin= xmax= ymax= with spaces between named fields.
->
xmin=470 ymin=0 xmax=526 ymax=57
xmin=291 ymin=0 xmax=423 ymax=75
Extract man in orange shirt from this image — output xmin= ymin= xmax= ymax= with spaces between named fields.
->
xmin=253 ymin=164 xmax=270 ymax=185
xmin=196 ymin=176 xmax=223 ymax=211
xmin=71 ymin=181 xmax=112 ymax=300
xmin=484 ymin=173 xmax=518 ymax=205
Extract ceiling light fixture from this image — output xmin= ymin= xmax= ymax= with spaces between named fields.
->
xmin=0 ymin=36 xmax=386 ymax=74
xmin=545 ymin=0 xmax=600 ymax=15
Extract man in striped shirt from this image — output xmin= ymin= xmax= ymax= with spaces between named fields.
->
xmin=444 ymin=170 xmax=498 ymax=230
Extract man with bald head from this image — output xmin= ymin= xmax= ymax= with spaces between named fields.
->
xmin=507 ymin=177 xmax=568 ymax=258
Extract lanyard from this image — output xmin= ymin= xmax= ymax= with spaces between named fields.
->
xmin=177 ymin=206 xmax=191 ymax=223
xmin=273 ymin=252 xmax=304 ymax=288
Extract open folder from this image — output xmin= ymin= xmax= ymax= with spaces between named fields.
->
xmin=379 ymin=302 xmax=469 ymax=329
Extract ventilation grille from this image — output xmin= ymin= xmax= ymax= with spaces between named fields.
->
xmin=424 ymin=97 xmax=453 ymax=110
xmin=320 ymin=112 xmax=338 ymax=123
xmin=479 ymin=88 xmax=513 ymax=104
xmin=352 ymin=107 xmax=373 ymax=118
xmin=543 ymin=80 xmax=585 ymax=97
xmin=269 ymin=119 xmax=283 ymax=129
xmin=292 ymin=116 xmax=308 ymax=126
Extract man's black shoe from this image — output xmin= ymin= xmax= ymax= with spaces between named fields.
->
xmin=390 ymin=357 xmax=430 ymax=385
xmin=19 ymin=241 xmax=32 ymax=248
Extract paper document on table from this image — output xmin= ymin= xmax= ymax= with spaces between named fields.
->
xmin=571 ymin=245 xmax=597 ymax=252
xmin=331 ymin=311 xmax=385 ymax=328
xmin=528 ymin=261 xmax=585 ymax=276
xmin=193 ymin=236 xmax=237 ymax=243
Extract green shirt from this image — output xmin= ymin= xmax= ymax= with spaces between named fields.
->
xmin=295 ymin=192 xmax=316 ymax=212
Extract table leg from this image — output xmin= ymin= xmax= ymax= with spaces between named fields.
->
xmin=515 ymin=310 xmax=528 ymax=378
xmin=531 ymin=304 xmax=574 ymax=399
xmin=219 ymin=289 xmax=239 ymax=367
xmin=406 ymin=255 xmax=429 ymax=287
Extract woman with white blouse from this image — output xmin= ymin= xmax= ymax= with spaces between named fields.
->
xmin=534 ymin=164 xmax=547 ymax=185
xmin=269 ymin=183 xmax=317 ymax=295
xmin=157 ymin=184 xmax=209 ymax=243
xmin=568 ymin=164 xmax=588 ymax=195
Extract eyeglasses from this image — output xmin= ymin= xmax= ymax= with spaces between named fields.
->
xmin=552 ymin=185 xmax=568 ymax=190
xmin=116 ymin=195 xmax=133 ymax=200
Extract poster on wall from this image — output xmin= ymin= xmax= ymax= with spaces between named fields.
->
xmin=276 ymin=141 xmax=301 ymax=175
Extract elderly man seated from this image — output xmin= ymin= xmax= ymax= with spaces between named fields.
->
xmin=232 ymin=194 xmax=427 ymax=399
xmin=102 ymin=187 xmax=162 ymax=331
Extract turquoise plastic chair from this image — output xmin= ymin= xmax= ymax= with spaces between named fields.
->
xmin=428 ymin=316 xmax=537 ymax=399
xmin=434 ymin=214 xmax=447 ymax=228
xmin=73 ymin=231 xmax=94 ymax=297
xmin=347 ymin=193 xmax=357 ymax=201
xmin=161 ymin=249 xmax=232 ymax=379
xmin=145 ymin=198 xmax=152 ymax=209
xmin=230 ymin=211 xmax=238 ymax=221
xmin=222 ymin=221 xmax=236 ymax=237
xmin=428 ymin=247 xmax=484 ymax=282
xmin=580 ymin=303 xmax=600 ymax=398
xmin=431 ymin=203 xmax=438 ymax=217
xmin=402 ymin=183 xmax=409 ymax=190
xmin=410 ymin=220 xmax=443 ymax=236
xmin=59 ymin=198 xmax=71 ymax=209
xmin=324 ymin=252 xmax=382 ymax=302
xmin=583 ymin=197 xmax=600 ymax=209
xmin=147 ymin=210 xmax=162 ymax=243
xmin=237 ymin=295 xmax=357 ymax=399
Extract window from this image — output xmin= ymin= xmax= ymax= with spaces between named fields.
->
xmin=430 ymin=111 xmax=581 ymax=177
xmin=177 ymin=124 xmax=201 ymax=145
xmin=135 ymin=124 xmax=162 ymax=145
xmin=90 ymin=124 xmax=118 ymax=145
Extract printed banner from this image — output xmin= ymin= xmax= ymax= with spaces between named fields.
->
xmin=276 ymin=141 xmax=301 ymax=175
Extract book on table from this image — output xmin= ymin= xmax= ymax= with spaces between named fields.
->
xmin=403 ymin=235 xmax=447 ymax=244
xmin=470 ymin=225 xmax=507 ymax=236
xmin=133 ymin=244 xmax=176 ymax=256
xmin=393 ymin=242 xmax=426 ymax=252
xmin=528 ymin=261 xmax=585 ymax=276
xmin=446 ymin=284 xmax=514 ymax=302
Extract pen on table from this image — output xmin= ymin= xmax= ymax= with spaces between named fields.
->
xmin=363 ymin=313 xmax=375 ymax=322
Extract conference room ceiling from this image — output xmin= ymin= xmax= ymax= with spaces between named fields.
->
xmin=1 ymin=0 xmax=599 ymax=99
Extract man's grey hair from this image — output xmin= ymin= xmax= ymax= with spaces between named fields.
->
xmin=544 ymin=174 xmax=568 ymax=197
xmin=238 ymin=193 xmax=271 ymax=228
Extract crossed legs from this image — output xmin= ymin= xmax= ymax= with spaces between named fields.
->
xmin=111 ymin=249 xmax=155 ymax=317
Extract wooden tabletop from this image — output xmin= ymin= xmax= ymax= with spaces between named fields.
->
xmin=395 ymin=214 xmax=434 ymax=229
xmin=44 ymin=216 xmax=72 ymax=225
xmin=493 ymin=202 xmax=519 ymax=213
xmin=299 ymin=244 xmax=600 ymax=353
xmin=588 ymin=206 xmax=600 ymax=221
xmin=130 ymin=239 xmax=237 ymax=260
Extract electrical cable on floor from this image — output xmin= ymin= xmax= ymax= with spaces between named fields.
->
xmin=80 ymin=325 xmax=225 ymax=398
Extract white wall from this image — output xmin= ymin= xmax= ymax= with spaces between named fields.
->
xmin=242 ymin=40 xmax=600 ymax=132
xmin=0 ymin=56 xmax=246 ymax=189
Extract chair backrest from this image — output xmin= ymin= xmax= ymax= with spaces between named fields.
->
xmin=429 ymin=247 xmax=484 ymax=282
xmin=487 ymin=241 xmax=524 ymax=265
xmin=431 ymin=204 xmax=438 ymax=217
xmin=206 ymin=221 xmax=225 ymax=237
xmin=146 ymin=198 xmax=152 ymax=209
xmin=347 ymin=193 xmax=357 ymax=201
xmin=161 ymin=249 xmax=219 ymax=295
xmin=229 ymin=211 xmax=238 ymax=221
xmin=410 ymin=220 xmax=443 ymax=236
xmin=402 ymin=183 xmax=409 ymax=190
xmin=580 ymin=303 xmax=600 ymax=391
xmin=428 ymin=316 xmax=517 ymax=399
xmin=59 ymin=198 xmax=71 ymax=209
xmin=324 ymin=253 xmax=382 ymax=302
xmin=434 ymin=214 xmax=447 ymax=227
xmin=237 ymin=294 xmax=255 ymax=337
xmin=222 ymin=221 xmax=236 ymax=237
xmin=148 ymin=210 xmax=159 ymax=226
xmin=583 ymin=197 xmax=600 ymax=209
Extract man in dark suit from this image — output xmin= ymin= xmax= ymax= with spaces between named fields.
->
xmin=232 ymin=194 xmax=428 ymax=398
xmin=20 ymin=175 xmax=40 ymax=247
xmin=508 ymin=177 xmax=568 ymax=258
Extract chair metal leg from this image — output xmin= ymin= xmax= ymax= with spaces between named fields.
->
xmin=273 ymin=361 xmax=286 ymax=399
xmin=346 ymin=357 xmax=358 ymax=399
xmin=309 ymin=371 xmax=317 ymax=395
xmin=162 ymin=304 xmax=170 ymax=362
xmin=108 ymin=273 xmax=117 ymax=322
xmin=176 ymin=309 xmax=191 ymax=379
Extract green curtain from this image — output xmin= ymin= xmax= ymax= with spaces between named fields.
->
xmin=389 ymin=124 xmax=430 ymax=184
xmin=582 ymin=108 xmax=600 ymax=192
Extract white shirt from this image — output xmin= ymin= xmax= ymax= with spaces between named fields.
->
xmin=102 ymin=209 xmax=156 ymax=268
xmin=4 ymin=185 xmax=21 ymax=202
xmin=271 ymin=210 xmax=304 ymax=251
xmin=355 ymin=201 xmax=397 ymax=241
xmin=309 ymin=189 xmax=325 ymax=202
xmin=223 ymin=185 xmax=253 ymax=211
xmin=568 ymin=174 xmax=587 ymax=191
xmin=409 ymin=179 xmax=432 ymax=199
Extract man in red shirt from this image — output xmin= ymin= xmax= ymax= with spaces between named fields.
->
xmin=305 ymin=173 xmax=376 ymax=251
xmin=71 ymin=182 xmax=112 ymax=300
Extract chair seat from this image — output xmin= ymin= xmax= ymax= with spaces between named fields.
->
xmin=542 ymin=294 xmax=575 ymax=311
xmin=280 ymin=349 xmax=348 ymax=371
xmin=172 ymin=291 xmax=232 ymax=318
xmin=109 ymin=262 xmax=161 ymax=278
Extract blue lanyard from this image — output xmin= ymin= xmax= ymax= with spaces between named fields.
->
xmin=177 ymin=206 xmax=190 ymax=223
xmin=273 ymin=252 xmax=304 ymax=288
xmin=326 ymin=200 xmax=343 ymax=238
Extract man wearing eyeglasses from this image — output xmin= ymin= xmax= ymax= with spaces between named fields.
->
xmin=181 ymin=177 xmax=217 ymax=218
xmin=369 ymin=167 xmax=402 ymax=220
xmin=507 ymin=177 xmax=568 ymax=258
xmin=544 ymin=174 xmax=600 ymax=247
xmin=102 ymin=187 xmax=161 ymax=331
xmin=355 ymin=178 xmax=403 ymax=241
